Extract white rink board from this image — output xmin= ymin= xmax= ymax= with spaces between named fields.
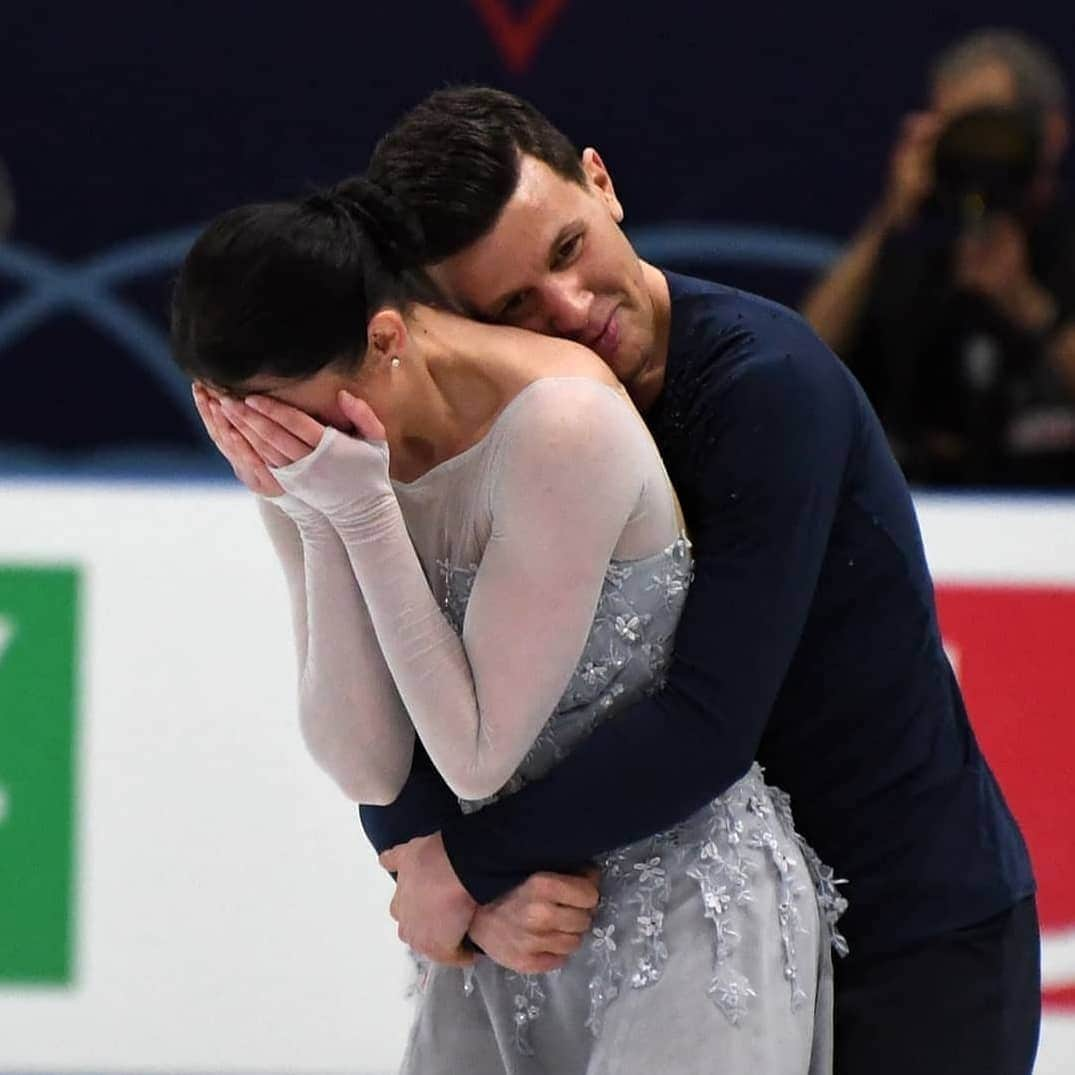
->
xmin=0 ymin=482 xmax=1072 ymax=1074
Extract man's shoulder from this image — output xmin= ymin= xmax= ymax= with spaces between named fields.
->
xmin=664 ymin=271 xmax=838 ymax=385
xmin=666 ymin=270 xmax=799 ymax=322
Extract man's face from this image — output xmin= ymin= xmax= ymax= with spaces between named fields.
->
xmin=426 ymin=152 xmax=661 ymax=392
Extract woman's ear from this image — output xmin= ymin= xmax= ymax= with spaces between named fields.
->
xmin=367 ymin=307 xmax=409 ymax=367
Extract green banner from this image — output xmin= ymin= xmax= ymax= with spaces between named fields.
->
xmin=0 ymin=566 xmax=80 ymax=984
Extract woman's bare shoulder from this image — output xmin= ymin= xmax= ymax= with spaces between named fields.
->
xmin=501 ymin=328 xmax=621 ymax=391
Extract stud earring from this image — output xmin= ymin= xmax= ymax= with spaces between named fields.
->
xmin=390 ymin=356 xmax=401 ymax=368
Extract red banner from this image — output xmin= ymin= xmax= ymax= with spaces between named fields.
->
xmin=936 ymin=584 xmax=1075 ymax=1008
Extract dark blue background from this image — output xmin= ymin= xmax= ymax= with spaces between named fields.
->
xmin=2 ymin=2 xmax=1072 ymax=473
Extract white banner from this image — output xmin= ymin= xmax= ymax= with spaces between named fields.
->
xmin=0 ymin=483 xmax=1072 ymax=1074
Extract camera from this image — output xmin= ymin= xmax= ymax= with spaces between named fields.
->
xmin=930 ymin=106 xmax=1042 ymax=226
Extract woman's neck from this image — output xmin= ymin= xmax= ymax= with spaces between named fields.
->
xmin=385 ymin=307 xmax=616 ymax=483
xmin=385 ymin=310 xmax=534 ymax=481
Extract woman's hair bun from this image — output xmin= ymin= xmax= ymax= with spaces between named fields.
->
xmin=302 ymin=176 xmax=425 ymax=270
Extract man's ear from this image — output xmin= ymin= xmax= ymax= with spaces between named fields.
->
xmin=581 ymin=147 xmax=625 ymax=223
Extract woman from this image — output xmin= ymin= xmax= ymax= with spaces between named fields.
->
xmin=171 ymin=178 xmax=846 ymax=1074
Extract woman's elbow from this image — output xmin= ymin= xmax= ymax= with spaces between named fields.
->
xmin=326 ymin=758 xmax=407 ymax=806
xmin=442 ymin=760 xmax=512 ymax=803
xmin=349 ymin=774 xmax=405 ymax=807
xmin=299 ymin=714 xmax=410 ymax=805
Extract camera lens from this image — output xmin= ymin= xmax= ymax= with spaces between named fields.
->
xmin=932 ymin=106 xmax=1041 ymax=223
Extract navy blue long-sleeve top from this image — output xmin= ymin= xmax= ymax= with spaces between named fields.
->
xmin=361 ymin=271 xmax=1034 ymax=957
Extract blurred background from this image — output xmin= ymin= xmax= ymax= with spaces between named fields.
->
xmin=0 ymin=3 xmax=1073 ymax=1072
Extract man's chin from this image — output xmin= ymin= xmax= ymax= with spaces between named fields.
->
xmin=602 ymin=341 xmax=644 ymax=382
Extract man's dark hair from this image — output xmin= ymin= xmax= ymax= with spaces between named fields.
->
xmin=367 ymin=86 xmax=586 ymax=265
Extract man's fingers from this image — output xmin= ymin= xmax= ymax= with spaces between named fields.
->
xmin=468 ymin=903 xmax=589 ymax=974
xmin=531 ymin=871 xmax=600 ymax=909
xmin=398 ymin=927 xmax=474 ymax=967
xmin=436 ymin=946 xmax=476 ymax=968
xmin=539 ymin=930 xmax=586 ymax=957
xmin=542 ymin=905 xmax=593 ymax=935
xmin=522 ymin=900 xmax=593 ymax=935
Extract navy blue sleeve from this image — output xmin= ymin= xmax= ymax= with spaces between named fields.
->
xmin=359 ymin=737 xmax=462 ymax=854
xmin=440 ymin=336 xmax=858 ymax=902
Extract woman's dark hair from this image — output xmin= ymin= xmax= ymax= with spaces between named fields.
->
xmin=171 ymin=177 xmax=434 ymax=392
xmin=367 ymin=86 xmax=587 ymax=265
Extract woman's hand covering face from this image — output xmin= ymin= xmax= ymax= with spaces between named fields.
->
xmin=219 ymin=391 xmax=326 ymax=468
xmin=192 ymin=381 xmax=285 ymax=497
xmin=194 ymin=381 xmax=390 ymax=504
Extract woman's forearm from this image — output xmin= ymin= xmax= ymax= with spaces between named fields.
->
xmin=258 ymin=496 xmax=416 ymax=806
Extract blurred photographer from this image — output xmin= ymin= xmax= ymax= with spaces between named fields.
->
xmin=803 ymin=29 xmax=1075 ymax=486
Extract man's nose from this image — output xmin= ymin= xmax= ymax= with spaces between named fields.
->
xmin=541 ymin=279 xmax=591 ymax=338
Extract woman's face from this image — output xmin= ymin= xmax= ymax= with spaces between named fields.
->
xmin=218 ymin=306 xmax=409 ymax=432
xmin=223 ymin=363 xmax=365 ymax=434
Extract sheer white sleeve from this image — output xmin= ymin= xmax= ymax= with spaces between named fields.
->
xmin=256 ymin=496 xmax=415 ymax=805
xmin=273 ymin=378 xmax=674 ymax=801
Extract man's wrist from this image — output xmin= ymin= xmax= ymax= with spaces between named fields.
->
xmin=439 ymin=817 xmax=532 ymax=907
xmin=425 ymin=830 xmax=477 ymax=906
xmin=439 ymin=820 xmax=484 ymax=905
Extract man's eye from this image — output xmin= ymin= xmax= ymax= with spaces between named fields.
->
xmin=499 ymin=292 xmax=528 ymax=318
xmin=555 ymin=234 xmax=582 ymax=266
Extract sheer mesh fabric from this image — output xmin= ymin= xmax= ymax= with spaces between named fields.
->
xmin=264 ymin=377 xmax=680 ymax=803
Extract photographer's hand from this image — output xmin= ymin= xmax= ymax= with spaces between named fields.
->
xmin=879 ymin=111 xmax=943 ymax=230
xmin=801 ymin=110 xmax=942 ymax=352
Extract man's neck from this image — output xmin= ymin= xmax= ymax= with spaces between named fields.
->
xmin=626 ymin=262 xmax=673 ymax=414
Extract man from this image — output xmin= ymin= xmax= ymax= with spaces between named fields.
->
xmin=802 ymin=28 xmax=1075 ymax=486
xmin=361 ymin=86 xmax=1039 ymax=1072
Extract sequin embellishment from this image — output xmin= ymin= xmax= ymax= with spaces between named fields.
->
xmin=432 ymin=536 xmax=846 ymax=1048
